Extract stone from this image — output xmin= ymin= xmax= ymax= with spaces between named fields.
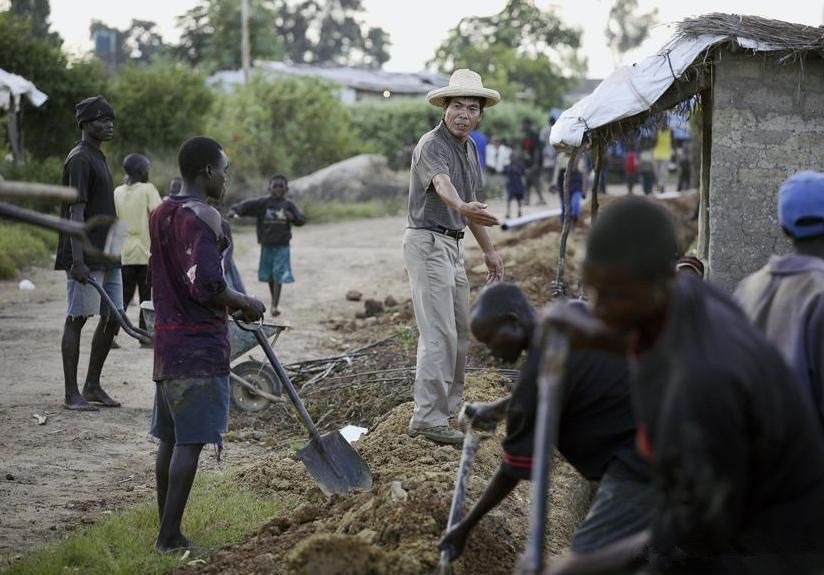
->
xmin=363 ymin=299 xmax=384 ymax=317
xmin=355 ymin=310 xmax=367 ymax=320
xmin=384 ymin=295 xmax=398 ymax=308
xmin=346 ymin=290 xmax=363 ymax=302
xmin=389 ymin=480 xmax=408 ymax=502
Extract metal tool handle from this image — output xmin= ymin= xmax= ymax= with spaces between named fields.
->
xmin=236 ymin=317 xmax=325 ymax=445
xmin=438 ymin=428 xmax=482 ymax=569
xmin=517 ymin=329 xmax=569 ymax=575
xmin=86 ymin=277 xmax=153 ymax=345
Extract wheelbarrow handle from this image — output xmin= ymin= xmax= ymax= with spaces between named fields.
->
xmin=86 ymin=277 xmax=153 ymax=345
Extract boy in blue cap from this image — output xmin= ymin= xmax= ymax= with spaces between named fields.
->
xmin=735 ymin=171 xmax=824 ymax=428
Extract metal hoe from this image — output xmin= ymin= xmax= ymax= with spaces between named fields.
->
xmin=234 ymin=317 xmax=373 ymax=495
xmin=435 ymin=400 xmax=508 ymax=575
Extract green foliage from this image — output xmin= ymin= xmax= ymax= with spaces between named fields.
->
xmin=107 ymin=62 xmax=213 ymax=159
xmin=0 ymin=12 xmax=108 ymax=159
xmin=350 ymin=98 xmax=546 ymax=169
xmin=428 ymin=0 xmax=584 ymax=107
xmin=275 ymin=0 xmax=390 ymax=68
xmin=89 ymin=18 xmax=172 ymax=67
xmin=0 ymin=223 xmax=56 ymax=279
xmin=1 ymin=472 xmax=286 ymax=575
xmin=10 ymin=0 xmax=59 ymax=43
xmin=208 ymin=76 xmax=357 ymax=183
xmin=605 ymin=0 xmax=658 ymax=60
xmin=300 ymin=198 xmax=401 ymax=223
xmin=175 ymin=0 xmax=284 ymax=71
xmin=0 ymin=155 xmax=64 ymax=211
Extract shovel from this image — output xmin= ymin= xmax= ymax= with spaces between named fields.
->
xmin=86 ymin=276 xmax=153 ymax=346
xmin=234 ymin=317 xmax=373 ymax=495
xmin=435 ymin=400 xmax=507 ymax=574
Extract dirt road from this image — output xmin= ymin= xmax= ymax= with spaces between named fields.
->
xmin=0 ymin=195 xmax=558 ymax=557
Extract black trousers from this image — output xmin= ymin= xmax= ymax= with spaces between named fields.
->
xmin=121 ymin=264 xmax=150 ymax=330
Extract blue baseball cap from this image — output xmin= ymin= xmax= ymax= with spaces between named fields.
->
xmin=778 ymin=171 xmax=824 ymax=239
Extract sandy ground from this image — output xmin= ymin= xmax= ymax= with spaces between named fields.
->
xmin=0 ymin=194 xmax=562 ymax=558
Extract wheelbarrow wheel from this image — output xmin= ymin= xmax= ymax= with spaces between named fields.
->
xmin=230 ymin=361 xmax=281 ymax=413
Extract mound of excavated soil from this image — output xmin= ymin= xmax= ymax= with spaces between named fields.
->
xmin=182 ymin=372 xmax=593 ymax=575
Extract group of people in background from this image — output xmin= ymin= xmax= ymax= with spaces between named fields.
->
xmin=623 ymin=126 xmax=692 ymax=196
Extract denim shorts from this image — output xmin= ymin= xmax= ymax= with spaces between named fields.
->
xmin=150 ymin=375 xmax=230 ymax=449
xmin=570 ymin=473 xmax=655 ymax=553
xmin=65 ymin=268 xmax=123 ymax=319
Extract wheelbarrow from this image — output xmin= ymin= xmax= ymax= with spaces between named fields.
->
xmin=139 ymin=301 xmax=288 ymax=413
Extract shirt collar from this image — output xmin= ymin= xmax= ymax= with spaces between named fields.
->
xmin=437 ymin=121 xmax=469 ymax=151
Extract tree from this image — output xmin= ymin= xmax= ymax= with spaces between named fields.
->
xmin=175 ymin=0 xmax=283 ymax=71
xmin=428 ymin=0 xmax=583 ymax=107
xmin=605 ymin=0 xmax=657 ymax=62
xmin=274 ymin=0 xmax=390 ymax=68
xmin=107 ymin=63 xmax=214 ymax=158
xmin=10 ymin=0 xmax=59 ymax=43
xmin=90 ymin=19 xmax=171 ymax=69
xmin=208 ymin=75 xmax=357 ymax=180
xmin=174 ymin=0 xmax=391 ymax=70
xmin=0 ymin=11 xmax=108 ymax=159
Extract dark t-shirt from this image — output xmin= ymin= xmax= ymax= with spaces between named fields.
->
xmin=55 ymin=141 xmax=117 ymax=270
xmin=501 ymin=346 xmax=650 ymax=483
xmin=636 ymin=273 xmax=824 ymax=570
xmin=232 ymin=196 xmax=305 ymax=247
xmin=149 ymin=196 xmax=230 ymax=381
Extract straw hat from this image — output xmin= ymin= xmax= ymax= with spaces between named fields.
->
xmin=426 ymin=69 xmax=501 ymax=108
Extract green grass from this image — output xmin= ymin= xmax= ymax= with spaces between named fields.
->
xmin=1 ymin=472 xmax=286 ymax=575
xmin=300 ymin=198 xmax=402 ymax=224
xmin=0 ymin=223 xmax=58 ymax=279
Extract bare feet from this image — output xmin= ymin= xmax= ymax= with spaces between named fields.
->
xmin=270 ymin=309 xmax=281 ymax=317
xmin=63 ymin=392 xmax=99 ymax=412
xmin=81 ymin=384 xmax=121 ymax=407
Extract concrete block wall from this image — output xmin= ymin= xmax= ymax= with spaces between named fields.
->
xmin=707 ymin=50 xmax=824 ymax=292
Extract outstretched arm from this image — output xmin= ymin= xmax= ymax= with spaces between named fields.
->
xmin=544 ymin=530 xmax=650 ymax=575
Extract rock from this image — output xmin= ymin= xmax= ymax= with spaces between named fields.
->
xmin=251 ymin=431 xmax=264 ymax=441
xmin=289 ymin=154 xmax=407 ymax=203
xmin=345 ymin=290 xmax=363 ymax=302
xmin=363 ymin=299 xmax=384 ymax=317
xmin=18 ymin=279 xmax=35 ymax=291
xmin=389 ymin=480 xmax=408 ymax=502
xmin=384 ymin=295 xmax=398 ymax=308
xmin=355 ymin=311 xmax=367 ymax=320
xmin=365 ymin=317 xmax=377 ymax=326
xmin=5 ymin=473 xmax=14 ymax=481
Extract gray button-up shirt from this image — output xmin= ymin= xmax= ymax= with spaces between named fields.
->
xmin=407 ymin=122 xmax=482 ymax=231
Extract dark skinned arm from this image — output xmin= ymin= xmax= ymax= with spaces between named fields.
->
xmin=210 ymin=285 xmax=265 ymax=322
xmin=68 ymin=203 xmax=90 ymax=283
xmin=439 ymin=466 xmax=520 ymax=560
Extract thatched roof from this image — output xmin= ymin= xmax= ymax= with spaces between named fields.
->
xmin=675 ymin=13 xmax=824 ymax=59
xmin=550 ymin=13 xmax=824 ymax=150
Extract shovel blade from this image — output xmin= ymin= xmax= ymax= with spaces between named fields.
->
xmin=297 ymin=431 xmax=373 ymax=495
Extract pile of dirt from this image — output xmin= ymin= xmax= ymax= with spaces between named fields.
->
xmin=184 ymin=372 xmax=593 ymax=575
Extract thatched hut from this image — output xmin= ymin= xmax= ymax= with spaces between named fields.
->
xmin=551 ymin=13 xmax=824 ymax=292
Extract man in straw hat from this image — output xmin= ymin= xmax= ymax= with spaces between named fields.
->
xmin=403 ymin=69 xmax=504 ymax=444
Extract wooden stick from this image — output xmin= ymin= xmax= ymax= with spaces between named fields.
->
xmin=553 ymin=147 xmax=580 ymax=297
xmin=591 ymin=142 xmax=605 ymax=224
xmin=0 ymin=181 xmax=78 ymax=202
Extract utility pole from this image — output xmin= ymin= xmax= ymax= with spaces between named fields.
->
xmin=241 ymin=0 xmax=251 ymax=83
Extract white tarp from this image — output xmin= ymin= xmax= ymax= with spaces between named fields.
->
xmin=0 ymin=68 xmax=48 ymax=111
xmin=550 ymin=33 xmax=785 ymax=149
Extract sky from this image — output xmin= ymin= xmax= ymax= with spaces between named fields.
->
xmin=49 ymin=0 xmax=823 ymax=79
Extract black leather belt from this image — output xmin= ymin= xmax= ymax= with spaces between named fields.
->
xmin=423 ymin=226 xmax=465 ymax=240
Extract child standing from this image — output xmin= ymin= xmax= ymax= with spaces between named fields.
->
xmin=113 ymin=153 xmax=162 ymax=339
xmin=504 ymin=151 xmax=526 ymax=219
xmin=229 ymin=174 xmax=305 ymax=316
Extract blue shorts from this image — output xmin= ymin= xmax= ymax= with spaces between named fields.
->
xmin=65 ymin=268 xmax=123 ymax=319
xmin=570 ymin=473 xmax=655 ymax=553
xmin=258 ymin=245 xmax=295 ymax=284
xmin=150 ymin=375 xmax=230 ymax=449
